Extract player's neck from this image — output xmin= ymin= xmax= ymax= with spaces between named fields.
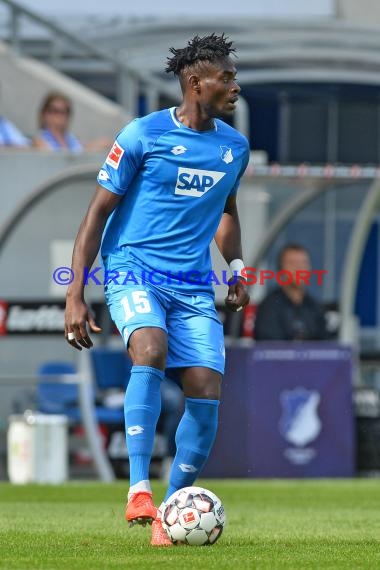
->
xmin=175 ymin=104 xmax=215 ymax=132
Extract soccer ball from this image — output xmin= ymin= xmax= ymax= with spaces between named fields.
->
xmin=161 ymin=486 xmax=226 ymax=546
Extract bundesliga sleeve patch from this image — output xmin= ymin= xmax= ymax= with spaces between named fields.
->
xmin=106 ymin=141 xmax=125 ymax=169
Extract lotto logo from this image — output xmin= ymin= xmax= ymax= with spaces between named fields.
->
xmin=98 ymin=169 xmax=109 ymax=181
xmin=171 ymin=145 xmax=187 ymax=155
xmin=175 ymin=168 xmax=225 ymax=197
xmin=127 ymin=425 xmax=144 ymax=436
xmin=179 ymin=463 xmax=197 ymax=473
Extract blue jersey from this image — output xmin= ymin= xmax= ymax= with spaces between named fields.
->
xmin=97 ymin=107 xmax=249 ymax=294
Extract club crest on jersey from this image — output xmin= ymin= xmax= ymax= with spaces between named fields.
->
xmin=175 ymin=167 xmax=226 ymax=197
xmin=106 ymin=141 xmax=124 ymax=169
xmin=220 ymin=146 xmax=233 ymax=164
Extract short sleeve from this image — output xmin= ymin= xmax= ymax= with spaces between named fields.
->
xmin=97 ymin=119 xmax=145 ymax=195
xmin=229 ymin=140 xmax=250 ymax=196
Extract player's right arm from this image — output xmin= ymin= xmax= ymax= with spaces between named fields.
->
xmin=65 ymin=120 xmax=145 ymax=349
xmin=65 ymin=185 xmax=122 ymax=350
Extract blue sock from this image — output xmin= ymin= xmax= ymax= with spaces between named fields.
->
xmin=124 ymin=365 xmax=164 ymax=487
xmin=164 ymin=397 xmax=219 ymax=501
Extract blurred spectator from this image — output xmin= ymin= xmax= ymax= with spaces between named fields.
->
xmin=254 ymin=243 xmax=329 ymax=341
xmin=0 ymin=116 xmax=30 ymax=148
xmin=0 ymin=80 xmax=30 ymax=147
xmin=33 ymin=91 xmax=110 ymax=152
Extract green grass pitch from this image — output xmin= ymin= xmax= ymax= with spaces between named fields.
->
xmin=1 ymin=479 xmax=379 ymax=569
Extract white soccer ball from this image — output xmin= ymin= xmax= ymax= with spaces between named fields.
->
xmin=161 ymin=486 xmax=226 ymax=546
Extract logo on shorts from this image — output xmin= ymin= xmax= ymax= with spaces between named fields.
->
xmin=174 ymin=168 xmax=225 ymax=197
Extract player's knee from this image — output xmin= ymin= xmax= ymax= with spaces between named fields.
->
xmin=144 ymin=345 xmax=166 ymax=368
xmin=192 ymin=387 xmax=221 ymax=400
xmin=129 ymin=328 xmax=167 ymax=369
xmin=132 ymin=344 xmax=166 ymax=369
xmin=182 ymin=370 xmax=222 ymax=400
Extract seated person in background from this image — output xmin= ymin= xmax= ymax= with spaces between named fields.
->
xmin=254 ymin=243 xmax=329 ymax=341
xmin=33 ymin=92 xmax=82 ymax=151
xmin=33 ymin=91 xmax=110 ymax=152
xmin=0 ymin=116 xmax=30 ymax=147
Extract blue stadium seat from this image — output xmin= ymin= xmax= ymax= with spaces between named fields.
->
xmin=36 ymin=361 xmax=81 ymax=422
xmin=89 ymin=348 xmax=132 ymax=425
xmin=37 ymin=357 xmax=128 ymax=425
xmin=90 ymin=348 xmax=132 ymax=390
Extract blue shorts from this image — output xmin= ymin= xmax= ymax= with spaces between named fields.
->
xmin=104 ymin=278 xmax=225 ymax=376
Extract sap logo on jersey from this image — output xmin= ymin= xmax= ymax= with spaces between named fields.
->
xmin=175 ymin=167 xmax=225 ymax=197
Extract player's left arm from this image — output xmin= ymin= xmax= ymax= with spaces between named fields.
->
xmin=214 ymin=194 xmax=250 ymax=312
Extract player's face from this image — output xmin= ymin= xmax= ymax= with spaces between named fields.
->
xmin=199 ymin=58 xmax=240 ymax=118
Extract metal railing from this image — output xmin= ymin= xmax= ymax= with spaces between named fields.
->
xmin=0 ymin=0 xmax=179 ymax=115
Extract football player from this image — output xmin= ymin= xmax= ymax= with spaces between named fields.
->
xmin=65 ymin=33 xmax=250 ymax=546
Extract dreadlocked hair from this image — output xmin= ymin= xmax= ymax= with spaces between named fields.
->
xmin=165 ymin=33 xmax=235 ymax=76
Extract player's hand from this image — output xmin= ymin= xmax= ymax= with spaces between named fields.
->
xmin=225 ymin=277 xmax=250 ymax=312
xmin=65 ymin=298 xmax=102 ymax=350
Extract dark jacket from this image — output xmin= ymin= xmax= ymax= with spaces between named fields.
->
xmin=254 ymin=287 xmax=329 ymax=341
